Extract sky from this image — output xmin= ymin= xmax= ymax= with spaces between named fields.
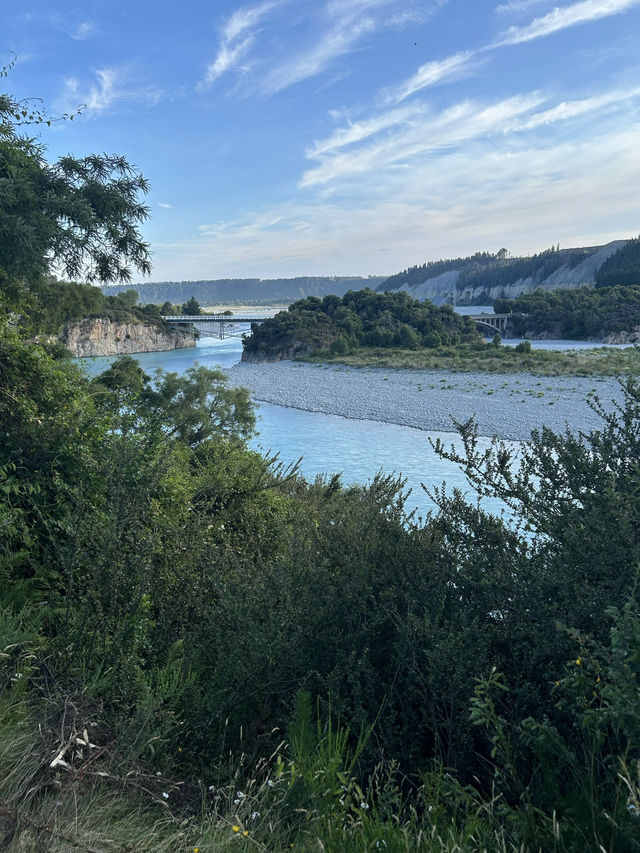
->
xmin=4 ymin=0 xmax=640 ymax=281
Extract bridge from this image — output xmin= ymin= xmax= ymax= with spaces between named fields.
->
xmin=466 ymin=312 xmax=513 ymax=336
xmin=162 ymin=315 xmax=267 ymax=339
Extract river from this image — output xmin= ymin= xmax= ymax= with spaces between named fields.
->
xmin=80 ymin=313 xmax=626 ymax=520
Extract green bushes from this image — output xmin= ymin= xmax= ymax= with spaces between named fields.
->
xmin=3 ymin=302 xmax=640 ymax=850
xmin=242 ymin=289 xmax=479 ymax=360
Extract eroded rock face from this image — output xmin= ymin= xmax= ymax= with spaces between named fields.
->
xmin=60 ymin=317 xmax=196 ymax=357
xmin=602 ymin=326 xmax=640 ymax=345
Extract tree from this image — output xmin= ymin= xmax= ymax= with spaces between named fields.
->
xmin=182 ymin=296 xmax=202 ymax=315
xmin=0 ymin=89 xmax=151 ymax=298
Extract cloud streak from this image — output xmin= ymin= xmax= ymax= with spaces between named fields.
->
xmin=54 ymin=67 xmax=164 ymax=116
xmin=497 ymin=0 xmax=640 ymax=45
xmin=198 ymin=0 xmax=282 ymax=90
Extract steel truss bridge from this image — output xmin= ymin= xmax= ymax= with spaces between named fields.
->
xmin=162 ymin=315 xmax=266 ymax=339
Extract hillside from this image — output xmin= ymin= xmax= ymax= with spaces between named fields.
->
xmin=103 ymin=275 xmax=386 ymax=306
xmin=379 ymin=240 xmax=636 ymax=304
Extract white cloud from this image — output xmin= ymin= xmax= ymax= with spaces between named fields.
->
xmin=506 ymin=86 xmax=640 ymax=129
xmin=495 ymin=0 xmax=552 ymax=15
xmin=158 ymin=202 xmax=173 ymax=209
xmin=198 ymin=1 xmax=282 ymax=90
xmin=70 ymin=20 xmax=96 ymax=40
xmin=54 ymin=67 xmax=164 ymax=116
xmin=382 ymin=50 xmax=481 ymax=105
xmin=262 ymin=15 xmax=378 ymax=94
xmin=153 ymin=124 xmax=640 ymax=280
xmin=497 ymin=0 xmax=640 ymax=45
xmin=301 ymin=93 xmax=545 ymax=187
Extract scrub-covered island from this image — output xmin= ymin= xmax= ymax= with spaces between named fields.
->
xmin=4 ymin=79 xmax=640 ymax=853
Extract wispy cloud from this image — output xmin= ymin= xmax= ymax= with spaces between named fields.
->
xmin=262 ymin=14 xmax=379 ymax=94
xmin=382 ymin=50 xmax=481 ymax=105
xmin=54 ymin=67 xmax=164 ymax=116
xmin=198 ymin=0 xmax=282 ymax=90
xmin=495 ymin=0 xmax=552 ymax=15
xmin=70 ymin=20 xmax=96 ymax=40
xmin=154 ymin=121 xmax=640 ymax=280
xmin=497 ymin=0 xmax=640 ymax=45
xmin=301 ymin=93 xmax=545 ymax=187
xmin=301 ymin=80 xmax=640 ymax=188
xmin=506 ymin=85 xmax=640 ymax=129
xmin=158 ymin=202 xmax=173 ymax=208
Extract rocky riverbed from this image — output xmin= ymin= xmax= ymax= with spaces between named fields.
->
xmin=224 ymin=360 xmax=626 ymax=441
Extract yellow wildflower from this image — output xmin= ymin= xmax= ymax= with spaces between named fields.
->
xmin=575 ymin=657 xmax=582 ymax=666
xmin=243 ymin=830 xmax=249 ymax=836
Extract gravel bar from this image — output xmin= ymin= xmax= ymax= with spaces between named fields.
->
xmin=224 ymin=361 xmax=626 ymax=441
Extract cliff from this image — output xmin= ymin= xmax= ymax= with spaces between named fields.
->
xmin=59 ymin=317 xmax=196 ymax=357
xmin=380 ymin=240 xmax=630 ymax=305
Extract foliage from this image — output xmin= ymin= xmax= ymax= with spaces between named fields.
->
xmin=0 ymin=88 xmax=151 ymax=303
xmin=596 ymin=237 xmax=640 ymax=288
xmin=181 ymin=295 xmax=202 ymax=315
xmin=378 ymin=245 xmax=593 ymax=299
xmin=242 ymin=289 xmax=479 ymax=360
xmin=103 ymin=275 xmax=387 ymax=306
xmin=302 ymin=341 xmax=640 ymax=376
xmin=495 ymin=285 xmax=640 ymax=339
xmin=3 ymin=77 xmax=640 ymax=852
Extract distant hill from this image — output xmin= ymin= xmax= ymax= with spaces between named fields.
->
xmin=378 ymin=240 xmax=638 ymax=305
xmin=102 ymin=276 xmax=386 ymax=306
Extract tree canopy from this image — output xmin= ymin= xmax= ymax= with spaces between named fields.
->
xmin=0 ymin=89 xmax=151 ymax=301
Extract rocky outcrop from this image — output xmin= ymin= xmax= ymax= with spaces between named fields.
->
xmin=60 ymin=317 xmax=196 ymax=357
xmin=601 ymin=326 xmax=640 ymax=345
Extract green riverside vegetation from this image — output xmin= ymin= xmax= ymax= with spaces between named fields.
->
xmin=495 ymin=285 xmax=640 ymax=340
xmin=304 ymin=341 xmax=640 ymax=376
xmin=3 ymin=82 xmax=640 ymax=851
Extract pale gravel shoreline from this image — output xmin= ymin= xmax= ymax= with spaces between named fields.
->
xmin=224 ymin=360 xmax=626 ymax=441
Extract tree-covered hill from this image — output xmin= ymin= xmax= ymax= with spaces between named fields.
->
xmin=241 ymin=288 xmax=479 ymax=361
xmin=596 ymin=236 xmax=640 ymax=288
xmin=103 ymin=275 xmax=387 ymax=306
xmin=495 ymin=285 xmax=640 ymax=339
xmin=378 ymin=241 xmax=633 ymax=304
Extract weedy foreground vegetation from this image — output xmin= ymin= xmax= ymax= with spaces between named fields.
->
xmin=2 ymin=81 xmax=640 ymax=852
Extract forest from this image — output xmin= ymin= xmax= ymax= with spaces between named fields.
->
xmin=378 ymin=245 xmax=596 ymax=297
xmin=596 ymin=238 xmax=640 ymax=288
xmin=495 ymin=285 xmax=640 ymax=339
xmin=103 ymin=275 xmax=387 ymax=306
xmin=2 ymin=84 xmax=640 ymax=851
xmin=241 ymin=289 xmax=480 ymax=361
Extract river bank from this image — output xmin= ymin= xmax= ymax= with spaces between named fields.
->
xmin=224 ymin=360 xmax=625 ymax=441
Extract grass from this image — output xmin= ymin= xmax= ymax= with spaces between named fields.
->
xmin=299 ymin=343 xmax=640 ymax=377
xmin=0 ymin=682 xmax=541 ymax=853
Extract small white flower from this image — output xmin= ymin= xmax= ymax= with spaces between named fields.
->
xmin=250 ymin=812 xmax=260 ymax=820
xmin=162 ymin=792 xmax=169 ymax=799
xmin=360 ymin=801 xmax=369 ymax=810
xmin=208 ymin=785 xmax=215 ymax=791
xmin=236 ymin=791 xmax=245 ymax=799
xmin=267 ymin=779 xmax=275 ymax=788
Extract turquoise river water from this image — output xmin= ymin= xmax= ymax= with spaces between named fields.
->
xmin=81 ymin=318 xmax=623 ymax=520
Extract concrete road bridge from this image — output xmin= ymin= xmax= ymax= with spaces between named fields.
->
xmin=162 ymin=315 xmax=266 ymax=339
xmin=466 ymin=312 xmax=514 ymax=336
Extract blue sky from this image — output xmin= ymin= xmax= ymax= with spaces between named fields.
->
xmin=5 ymin=0 xmax=640 ymax=281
